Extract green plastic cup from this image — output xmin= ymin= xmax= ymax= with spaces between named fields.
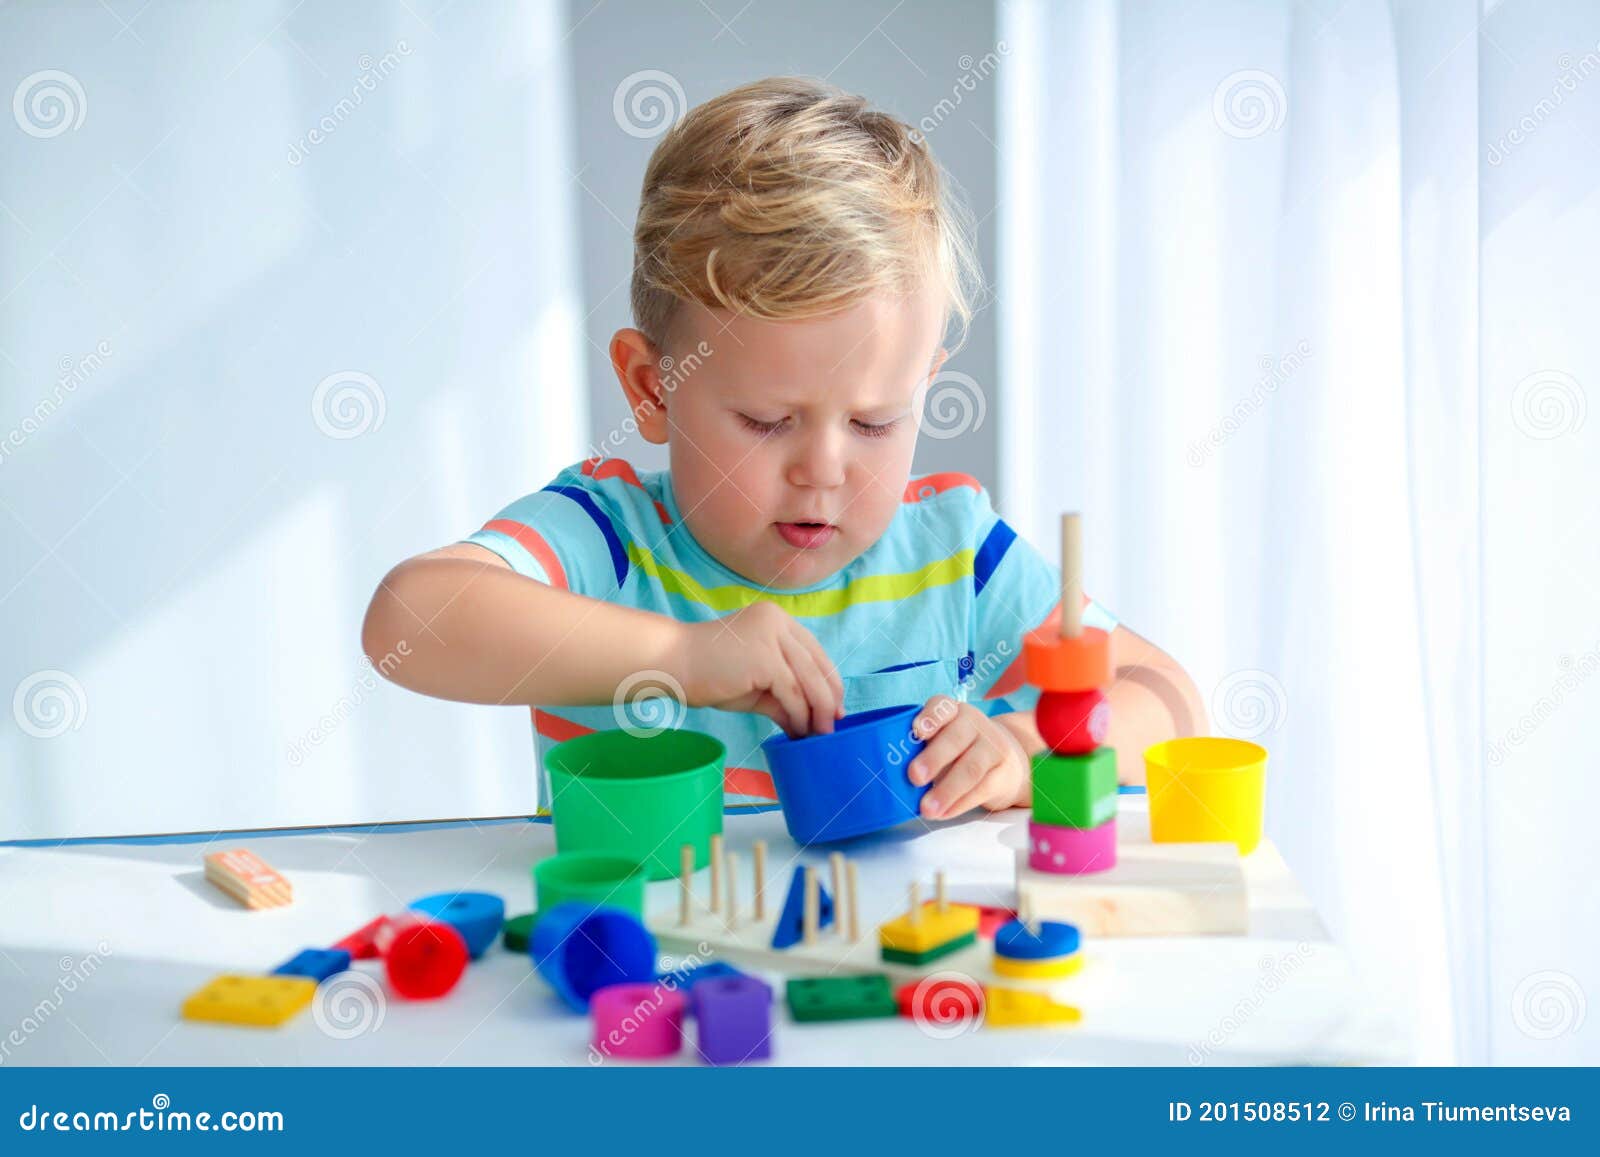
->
xmin=532 ymin=852 xmax=648 ymax=928
xmin=544 ymin=729 xmax=725 ymax=880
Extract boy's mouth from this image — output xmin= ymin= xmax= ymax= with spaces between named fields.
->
xmin=774 ymin=521 xmax=837 ymax=550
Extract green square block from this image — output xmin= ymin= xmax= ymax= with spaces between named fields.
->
xmin=1032 ymin=747 xmax=1118 ymax=828
xmin=880 ymin=931 xmax=977 ymax=966
xmin=786 ymin=974 xmax=898 ymax=1022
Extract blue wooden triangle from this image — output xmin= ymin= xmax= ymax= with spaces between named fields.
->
xmin=770 ymin=864 xmax=834 ymax=949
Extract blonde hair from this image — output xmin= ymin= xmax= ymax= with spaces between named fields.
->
xmin=630 ymin=76 xmax=981 ymax=354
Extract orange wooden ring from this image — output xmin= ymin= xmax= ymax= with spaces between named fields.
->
xmin=1023 ymin=626 xmax=1113 ymax=693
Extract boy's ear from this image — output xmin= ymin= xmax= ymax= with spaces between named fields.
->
xmin=609 ymin=329 xmax=670 ymax=444
xmin=926 ymin=346 xmax=950 ymax=382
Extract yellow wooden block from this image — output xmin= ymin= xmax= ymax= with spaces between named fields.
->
xmin=877 ymin=902 xmax=980 ymax=953
xmin=181 ymin=974 xmax=317 ymax=1027
xmin=983 ymin=985 xmax=1082 ymax=1027
xmin=993 ymin=953 xmax=1083 ymax=980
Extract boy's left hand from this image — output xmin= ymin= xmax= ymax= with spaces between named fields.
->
xmin=906 ymin=695 xmax=1030 ymax=820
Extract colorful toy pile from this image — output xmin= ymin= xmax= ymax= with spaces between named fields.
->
xmin=1022 ymin=513 xmax=1119 ymax=875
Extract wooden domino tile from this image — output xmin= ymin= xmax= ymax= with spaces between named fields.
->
xmin=204 ymin=848 xmax=293 ymax=909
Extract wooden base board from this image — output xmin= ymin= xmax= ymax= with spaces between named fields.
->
xmin=1012 ymin=841 xmax=1248 ymax=936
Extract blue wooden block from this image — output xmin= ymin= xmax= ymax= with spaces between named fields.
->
xmin=408 ymin=891 xmax=506 ymax=959
xmin=770 ymin=865 xmax=834 ymax=950
xmin=271 ymin=947 xmax=352 ymax=982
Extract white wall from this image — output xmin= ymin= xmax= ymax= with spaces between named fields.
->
xmin=1 ymin=2 xmax=586 ymax=837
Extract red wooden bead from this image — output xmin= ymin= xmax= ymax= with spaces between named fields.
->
xmin=384 ymin=919 xmax=468 ymax=999
xmin=1036 ymin=689 xmax=1110 ymax=755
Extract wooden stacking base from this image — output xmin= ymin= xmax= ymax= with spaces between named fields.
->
xmin=1012 ymin=839 xmax=1248 ymax=936
xmin=649 ymin=909 xmax=990 ymax=982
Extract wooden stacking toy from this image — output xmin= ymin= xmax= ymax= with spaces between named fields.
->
xmin=1023 ymin=513 xmax=1118 ymax=874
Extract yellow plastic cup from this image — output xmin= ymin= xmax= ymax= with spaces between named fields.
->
xmin=1143 ymin=737 xmax=1267 ymax=855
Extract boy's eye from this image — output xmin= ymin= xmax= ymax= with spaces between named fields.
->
xmin=852 ymin=418 xmax=900 ymax=438
xmin=738 ymin=413 xmax=787 ymax=435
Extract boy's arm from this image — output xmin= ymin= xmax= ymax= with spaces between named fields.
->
xmin=991 ymin=622 xmax=1208 ymax=796
xmin=361 ymin=543 xmax=842 ymax=735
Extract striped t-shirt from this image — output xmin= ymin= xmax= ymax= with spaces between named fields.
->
xmin=466 ymin=458 xmax=1118 ymax=813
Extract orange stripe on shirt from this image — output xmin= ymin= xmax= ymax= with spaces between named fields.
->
xmin=483 ymin=519 xmax=569 ymax=589
xmin=903 ymin=472 xmax=982 ymax=503
xmin=985 ymin=596 xmax=1099 ymax=699
xmin=532 ymin=709 xmax=777 ymax=800
xmin=582 ymin=456 xmax=671 ymax=524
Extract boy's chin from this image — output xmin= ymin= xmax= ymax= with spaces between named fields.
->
xmin=736 ymin=542 xmax=849 ymax=591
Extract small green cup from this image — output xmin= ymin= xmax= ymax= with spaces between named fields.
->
xmin=544 ymin=728 xmax=725 ymax=880
xmin=532 ymin=852 xmax=648 ymax=927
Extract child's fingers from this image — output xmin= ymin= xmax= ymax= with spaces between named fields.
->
xmin=906 ymin=704 xmax=977 ymax=786
xmin=763 ymin=669 xmax=810 ymax=738
xmin=789 ymin=623 xmax=844 ymax=717
xmin=921 ymin=738 xmax=999 ymax=819
xmin=779 ymin=632 xmax=836 ymax=736
xmin=911 ymin=695 xmax=960 ymax=742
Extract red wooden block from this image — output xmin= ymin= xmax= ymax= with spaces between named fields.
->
xmin=895 ymin=977 xmax=986 ymax=1024
xmin=331 ymin=915 xmax=394 ymax=960
xmin=1036 ymin=689 xmax=1110 ymax=756
xmin=972 ymin=904 xmax=1018 ymax=939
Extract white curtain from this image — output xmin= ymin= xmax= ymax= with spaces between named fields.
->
xmin=998 ymin=0 xmax=1499 ymax=1062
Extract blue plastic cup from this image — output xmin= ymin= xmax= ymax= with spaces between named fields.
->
xmin=761 ymin=703 xmax=930 ymax=845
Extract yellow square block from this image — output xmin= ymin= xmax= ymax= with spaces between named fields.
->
xmin=182 ymin=974 xmax=317 ymax=1027
xmin=983 ymin=986 xmax=1081 ymax=1028
xmin=877 ymin=902 xmax=980 ymax=953
xmin=993 ymin=953 xmax=1083 ymax=980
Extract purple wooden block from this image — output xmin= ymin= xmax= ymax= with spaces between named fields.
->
xmin=692 ymin=975 xmax=773 ymax=1065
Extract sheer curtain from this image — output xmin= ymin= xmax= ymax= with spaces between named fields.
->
xmin=997 ymin=0 xmax=1488 ymax=1061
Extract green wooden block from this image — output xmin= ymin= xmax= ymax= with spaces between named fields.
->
xmin=785 ymin=974 xmax=898 ymax=1022
xmin=502 ymin=912 xmax=536 ymax=952
xmin=1032 ymin=748 xmax=1118 ymax=829
xmin=879 ymin=931 xmax=977 ymax=966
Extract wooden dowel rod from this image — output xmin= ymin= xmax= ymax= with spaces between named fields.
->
xmin=908 ymin=881 xmax=922 ymax=925
xmin=678 ymin=844 xmax=693 ymax=926
xmin=935 ymin=869 xmax=947 ymax=912
xmin=753 ymin=840 xmax=767 ymax=920
xmin=828 ymin=852 xmax=845 ymax=935
xmin=802 ymin=867 xmax=819 ymax=945
xmin=846 ymin=861 xmax=861 ymax=941
xmin=1059 ymin=512 xmax=1083 ymax=638
xmin=709 ymin=834 xmax=723 ymax=913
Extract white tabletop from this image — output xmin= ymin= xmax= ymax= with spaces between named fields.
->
xmin=0 ymin=798 xmax=1409 ymax=1066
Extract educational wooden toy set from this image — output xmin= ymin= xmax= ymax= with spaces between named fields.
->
xmin=178 ymin=510 xmax=1266 ymax=1058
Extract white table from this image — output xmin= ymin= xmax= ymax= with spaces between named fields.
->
xmin=0 ymin=797 xmax=1409 ymax=1066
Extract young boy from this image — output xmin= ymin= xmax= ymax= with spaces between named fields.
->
xmin=363 ymin=77 xmax=1204 ymax=818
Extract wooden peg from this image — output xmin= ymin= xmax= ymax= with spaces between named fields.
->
xmin=935 ymin=869 xmax=948 ymax=913
xmin=678 ymin=843 xmax=694 ymax=926
xmin=753 ymin=840 xmax=767 ymax=920
xmin=828 ymin=852 xmax=846 ymax=936
xmin=846 ymin=861 xmax=861 ymax=941
xmin=710 ymin=834 xmax=723 ymax=913
xmin=1060 ymin=512 xmax=1083 ymax=638
xmin=802 ymin=867 xmax=819 ymax=945
xmin=908 ymin=881 xmax=922 ymax=926
xmin=725 ymin=851 xmax=739 ymax=929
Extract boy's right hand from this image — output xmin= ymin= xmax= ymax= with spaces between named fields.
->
xmin=672 ymin=602 xmax=844 ymax=738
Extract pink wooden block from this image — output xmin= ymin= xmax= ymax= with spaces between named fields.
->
xmin=590 ymin=982 xmax=687 ymax=1060
xmin=1028 ymin=817 xmax=1117 ymax=874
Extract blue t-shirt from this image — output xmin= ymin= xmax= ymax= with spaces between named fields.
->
xmin=466 ymin=458 xmax=1117 ymax=812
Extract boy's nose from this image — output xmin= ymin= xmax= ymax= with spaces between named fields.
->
xmin=786 ymin=431 xmax=847 ymax=490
